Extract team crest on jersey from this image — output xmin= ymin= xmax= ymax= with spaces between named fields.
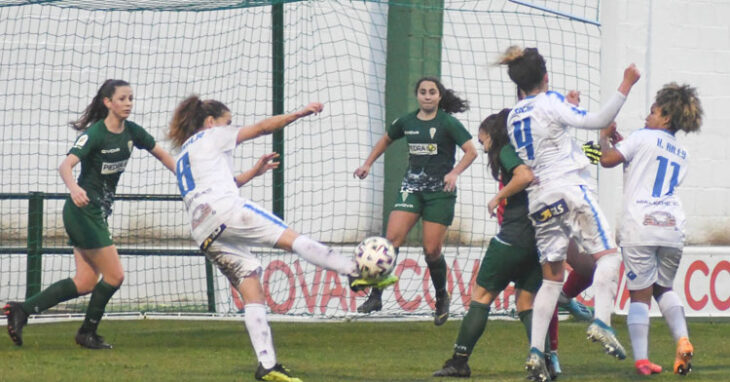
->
xmin=127 ymin=140 xmax=133 ymax=153
xmin=429 ymin=127 xmax=436 ymax=139
xmin=401 ymin=191 xmax=409 ymax=202
xmin=643 ymin=211 xmax=676 ymax=227
xmin=74 ymin=134 xmax=89 ymax=149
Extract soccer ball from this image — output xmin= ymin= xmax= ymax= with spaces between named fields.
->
xmin=355 ymin=236 xmax=396 ymax=280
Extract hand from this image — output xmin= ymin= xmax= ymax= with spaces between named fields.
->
xmin=443 ymin=172 xmax=458 ymax=192
xmin=610 ymin=129 xmax=624 ymax=145
xmin=353 ymin=164 xmax=370 ymax=179
xmin=487 ymin=196 xmax=500 ymax=217
xmin=623 ymin=63 xmax=641 ymax=86
xmin=70 ymin=186 xmax=89 ymax=207
xmin=253 ymin=152 xmax=280 ymax=176
xmin=581 ymin=140 xmax=602 ymax=165
xmin=297 ymin=102 xmax=324 ymax=118
xmin=566 ymin=90 xmax=581 ymax=106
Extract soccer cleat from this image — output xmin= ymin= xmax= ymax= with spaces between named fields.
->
xmin=348 ymin=273 xmax=399 ymax=293
xmin=586 ymin=319 xmax=626 ymax=360
xmin=356 ymin=293 xmax=383 ymax=314
xmin=635 ymin=359 xmax=662 ymax=375
xmin=75 ymin=330 xmax=113 ymax=349
xmin=525 ymin=347 xmax=551 ymax=382
xmin=255 ymin=362 xmax=303 ymax=382
xmin=3 ymin=302 xmax=28 ymax=346
xmin=433 ymin=356 xmax=471 ymax=378
xmin=558 ymin=296 xmax=593 ymax=322
xmin=673 ymin=337 xmax=693 ymax=375
xmin=548 ymin=351 xmax=562 ymax=379
xmin=434 ymin=291 xmax=450 ymax=326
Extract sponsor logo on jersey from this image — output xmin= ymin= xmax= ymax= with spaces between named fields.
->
xmin=643 ymin=211 xmax=676 ymax=227
xmin=101 ymin=148 xmax=121 ymax=154
xmin=200 ymin=223 xmax=226 ymax=251
xmin=408 ymin=143 xmax=437 ymax=155
xmin=627 ymin=270 xmax=637 ymax=280
xmin=73 ymin=134 xmax=89 ymax=149
xmin=191 ymin=203 xmax=213 ymax=230
xmin=101 ymin=159 xmax=129 ymax=174
xmin=530 ymin=199 xmax=568 ymax=224
xmin=404 ymin=130 xmax=419 ymax=135
xmin=429 ymin=127 xmax=436 ymax=139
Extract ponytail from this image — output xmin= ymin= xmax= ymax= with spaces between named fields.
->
xmin=168 ymin=95 xmax=230 ymax=148
xmin=70 ymin=79 xmax=130 ymax=131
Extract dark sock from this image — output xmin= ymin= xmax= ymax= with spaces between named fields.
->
xmin=454 ymin=301 xmax=490 ymax=356
xmin=22 ymin=278 xmax=79 ymax=314
xmin=549 ymin=307 xmax=559 ymax=351
xmin=369 ymin=287 xmax=383 ymax=299
xmin=518 ymin=309 xmax=533 ymax=342
xmin=563 ymin=270 xmax=593 ymax=298
xmin=79 ymin=280 xmax=119 ymax=333
xmin=427 ymin=255 xmax=448 ymax=293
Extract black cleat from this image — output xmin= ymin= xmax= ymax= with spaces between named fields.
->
xmin=433 ymin=356 xmax=471 ymax=377
xmin=434 ymin=291 xmax=450 ymax=326
xmin=356 ymin=293 xmax=382 ymax=313
xmin=75 ymin=330 xmax=112 ymax=349
xmin=3 ymin=302 xmax=28 ymax=346
xmin=254 ymin=362 xmax=302 ymax=381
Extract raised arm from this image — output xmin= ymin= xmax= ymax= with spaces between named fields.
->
xmin=149 ymin=143 xmax=176 ymax=174
xmin=598 ymin=122 xmax=626 ymax=168
xmin=236 ymin=102 xmax=324 ymax=145
xmin=353 ymin=134 xmax=393 ymax=179
xmin=443 ymin=140 xmax=478 ymax=192
xmin=487 ymin=164 xmax=534 ymax=217
xmin=58 ymin=154 xmax=89 ymax=207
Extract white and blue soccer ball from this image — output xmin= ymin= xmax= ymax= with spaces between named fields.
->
xmin=355 ymin=236 xmax=396 ymax=280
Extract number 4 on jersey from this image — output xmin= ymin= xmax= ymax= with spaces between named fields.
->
xmin=512 ymin=118 xmax=535 ymax=160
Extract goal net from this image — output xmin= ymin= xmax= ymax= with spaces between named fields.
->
xmin=0 ymin=0 xmax=601 ymax=319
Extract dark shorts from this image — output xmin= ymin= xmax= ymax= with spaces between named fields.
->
xmin=392 ymin=190 xmax=456 ymax=226
xmin=476 ymin=237 xmax=542 ymax=293
xmin=62 ymin=198 xmax=113 ymax=249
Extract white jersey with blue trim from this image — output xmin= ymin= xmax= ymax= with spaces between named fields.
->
xmin=507 ymin=90 xmax=627 ymax=192
xmin=175 ymin=125 xmax=240 ymax=245
xmin=615 ymin=128 xmax=688 ymax=247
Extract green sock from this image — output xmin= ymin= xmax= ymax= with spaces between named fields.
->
xmin=427 ymin=255 xmax=448 ymax=294
xmin=80 ymin=279 xmax=119 ymax=333
xmin=22 ymin=278 xmax=79 ymax=314
xmin=518 ymin=309 xmax=533 ymax=343
xmin=454 ymin=301 xmax=490 ymax=356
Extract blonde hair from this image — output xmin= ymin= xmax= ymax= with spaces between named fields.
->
xmin=655 ymin=83 xmax=703 ymax=134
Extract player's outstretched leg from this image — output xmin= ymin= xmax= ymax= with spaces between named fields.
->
xmin=3 ymin=302 xmax=28 ymax=346
xmin=255 ymin=362 xmax=303 ymax=382
xmin=525 ymin=347 xmax=551 ymax=382
xmin=557 ymin=293 xmax=593 ymax=321
xmin=635 ymin=359 xmax=662 ymax=375
xmin=433 ymin=355 xmax=471 ymax=378
xmin=673 ymin=337 xmax=693 ymax=375
xmin=586 ymin=318 xmax=626 ymax=360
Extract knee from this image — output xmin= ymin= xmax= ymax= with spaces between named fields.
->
xmin=422 ymin=244 xmax=442 ymax=261
xmin=72 ymin=276 xmax=98 ymax=295
xmin=104 ymin=272 xmax=125 ymax=288
xmin=386 ymin=233 xmax=405 ymax=248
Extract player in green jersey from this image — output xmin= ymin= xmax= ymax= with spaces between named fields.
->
xmin=432 ymin=109 xmax=543 ymax=378
xmin=3 ymin=80 xmax=176 ymax=349
xmin=353 ymin=77 xmax=478 ymax=325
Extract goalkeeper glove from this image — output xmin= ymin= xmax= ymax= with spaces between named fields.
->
xmin=582 ymin=141 xmax=602 ymax=164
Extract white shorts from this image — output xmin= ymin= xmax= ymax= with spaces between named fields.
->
xmin=204 ymin=200 xmax=288 ymax=287
xmin=622 ymin=245 xmax=682 ymax=290
xmin=530 ymin=185 xmax=616 ymax=263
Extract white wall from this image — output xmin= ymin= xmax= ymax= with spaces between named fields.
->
xmin=600 ymin=0 xmax=730 ymax=245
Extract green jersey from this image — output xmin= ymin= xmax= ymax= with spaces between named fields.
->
xmin=67 ymin=120 xmax=156 ymax=217
xmin=388 ymin=109 xmax=472 ymax=192
xmin=496 ymin=144 xmax=536 ymax=249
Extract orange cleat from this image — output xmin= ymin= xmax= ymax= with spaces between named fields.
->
xmin=635 ymin=359 xmax=662 ymax=375
xmin=673 ymin=337 xmax=693 ymax=375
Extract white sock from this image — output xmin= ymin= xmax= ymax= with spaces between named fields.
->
xmin=627 ymin=302 xmax=650 ymax=361
xmin=530 ymin=279 xmax=563 ymax=352
xmin=292 ymin=235 xmax=356 ymax=275
xmin=243 ymin=303 xmax=277 ymax=368
xmin=592 ymin=252 xmax=621 ymax=325
xmin=657 ymin=290 xmax=688 ymax=341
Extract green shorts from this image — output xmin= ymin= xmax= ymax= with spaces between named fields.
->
xmin=62 ymin=198 xmax=113 ymax=249
xmin=476 ymin=237 xmax=542 ymax=293
xmin=392 ymin=190 xmax=456 ymax=226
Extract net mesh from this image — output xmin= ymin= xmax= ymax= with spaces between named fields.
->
xmin=0 ymin=0 xmax=600 ymax=318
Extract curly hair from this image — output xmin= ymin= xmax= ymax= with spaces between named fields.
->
xmin=479 ymin=108 xmax=512 ymax=181
xmin=168 ymin=95 xmax=230 ymax=148
xmin=655 ymin=83 xmax=703 ymax=134
xmin=497 ymin=46 xmax=547 ymax=94
xmin=414 ymin=77 xmax=469 ymax=114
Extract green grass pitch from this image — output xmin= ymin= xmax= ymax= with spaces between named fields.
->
xmin=2 ymin=317 xmax=728 ymax=381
